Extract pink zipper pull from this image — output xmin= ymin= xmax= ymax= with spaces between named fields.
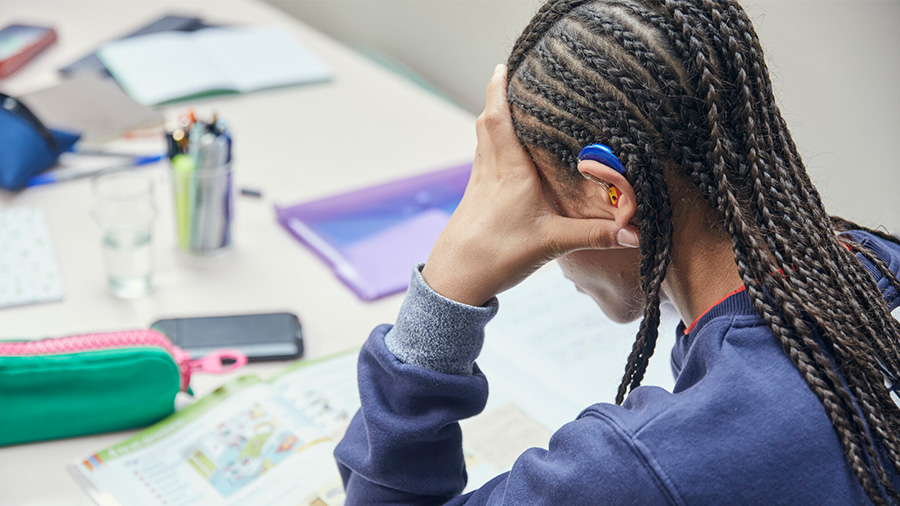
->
xmin=175 ymin=348 xmax=248 ymax=392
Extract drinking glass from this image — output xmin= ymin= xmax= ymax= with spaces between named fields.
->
xmin=91 ymin=173 xmax=155 ymax=298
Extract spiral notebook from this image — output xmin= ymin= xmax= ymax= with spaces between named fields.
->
xmin=275 ymin=163 xmax=471 ymax=301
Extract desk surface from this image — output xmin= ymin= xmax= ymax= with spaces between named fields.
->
xmin=0 ymin=1 xmax=476 ymax=503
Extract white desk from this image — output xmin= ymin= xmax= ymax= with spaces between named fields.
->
xmin=0 ymin=1 xmax=476 ymax=504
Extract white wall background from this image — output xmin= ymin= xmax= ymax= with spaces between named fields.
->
xmin=266 ymin=0 xmax=900 ymax=232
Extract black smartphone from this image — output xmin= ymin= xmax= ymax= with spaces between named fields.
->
xmin=151 ymin=312 xmax=303 ymax=362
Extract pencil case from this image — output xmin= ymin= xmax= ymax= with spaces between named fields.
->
xmin=0 ymin=329 xmax=247 ymax=446
xmin=0 ymin=93 xmax=80 ymax=191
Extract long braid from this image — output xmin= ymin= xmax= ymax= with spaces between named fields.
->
xmin=506 ymin=1 xmax=900 ymax=503
xmin=694 ymin=2 xmax=900 ymax=497
xmin=666 ymin=2 xmax=900 ymax=500
xmin=615 ymin=144 xmax=672 ymax=403
xmin=710 ymin=2 xmax=899 ymax=375
xmin=839 ymin=241 xmax=900 ymax=456
xmin=644 ymin=20 xmax=890 ymax=501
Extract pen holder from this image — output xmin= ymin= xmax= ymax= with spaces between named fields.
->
xmin=171 ymin=160 xmax=233 ymax=256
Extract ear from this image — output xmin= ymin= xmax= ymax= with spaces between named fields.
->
xmin=576 ymin=159 xmax=637 ymax=229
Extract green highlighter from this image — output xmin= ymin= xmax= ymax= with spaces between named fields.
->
xmin=171 ymin=154 xmax=195 ymax=250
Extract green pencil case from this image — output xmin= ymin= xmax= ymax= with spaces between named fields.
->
xmin=0 ymin=329 xmax=246 ymax=446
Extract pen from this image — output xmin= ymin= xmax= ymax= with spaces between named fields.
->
xmin=191 ymin=133 xmax=216 ymax=250
xmin=26 ymin=154 xmax=165 ymax=187
xmin=72 ymin=148 xmax=160 ymax=158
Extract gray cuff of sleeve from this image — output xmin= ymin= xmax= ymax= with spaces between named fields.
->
xmin=384 ymin=264 xmax=499 ymax=375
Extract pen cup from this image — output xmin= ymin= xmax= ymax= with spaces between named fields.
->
xmin=170 ymin=156 xmax=233 ymax=256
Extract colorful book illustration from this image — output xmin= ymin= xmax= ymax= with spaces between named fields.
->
xmin=69 ymin=353 xmax=360 ymax=506
xmin=275 ymin=163 xmax=472 ymax=301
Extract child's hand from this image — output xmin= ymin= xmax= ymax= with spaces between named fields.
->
xmin=421 ymin=64 xmax=635 ymax=306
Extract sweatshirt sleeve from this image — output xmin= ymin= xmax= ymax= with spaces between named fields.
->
xmin=384 ymin=265 xmax=499 ymax=375
xmin=333 ymin=266 xmax=675 ymax=505
xmin=333 ymin=266 xmax=496 ymax=503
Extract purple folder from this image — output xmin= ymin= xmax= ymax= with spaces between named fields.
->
xmin=275 ymin=163 xmax=472 ymax=301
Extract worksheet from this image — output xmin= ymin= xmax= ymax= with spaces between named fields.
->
xmin=70 ymin=355 xmax=359 ymax=506
xmin=70 ymin=263 xmax=682 ymax=505
xmin=480 ymin=262 xmax=680 ymax=428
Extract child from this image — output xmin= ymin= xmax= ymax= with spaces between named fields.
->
xmin=335 ymin=1 xmax=900 ymax=504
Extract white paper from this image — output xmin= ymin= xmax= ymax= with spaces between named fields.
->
xmin=195 ymin=28 xmax=332 ymax=93
xmin=480 ymin=262 xmax=680 ymax=424
xmin=0 ymin=207 xmax=64 ymax=309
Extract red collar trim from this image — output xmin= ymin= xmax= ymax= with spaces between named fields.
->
xmin=683 ymin=286 xmax=747 ymax=334
xmin=682 ymin=242 xmax=851 ymax=335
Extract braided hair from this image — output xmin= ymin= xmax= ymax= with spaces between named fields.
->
xmin=506 ymin=1 xmax=900 ymax=504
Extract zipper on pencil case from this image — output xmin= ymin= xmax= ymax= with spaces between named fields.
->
xmin=0 ymin=331 xmax=248 ymax=390
xmin=1 ymin=330 xmax=194 ymax=392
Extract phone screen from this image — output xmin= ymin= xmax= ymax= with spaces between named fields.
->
xmin=0 ymin=25 xmax=50 ymax=60
xmin=152 ymin=313 xmax=303 ymax=361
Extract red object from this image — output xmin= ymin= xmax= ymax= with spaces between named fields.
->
xmin=683 ymin=287 xmax=747 ymax=334
xmin=0 ymin=24 xmax=57 ymax=78
xmin=608 ymin=186 xmax=620 ymax=207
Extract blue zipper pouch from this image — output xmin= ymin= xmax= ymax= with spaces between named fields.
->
xmin=0 ymin=93 xmax=79 ymax=191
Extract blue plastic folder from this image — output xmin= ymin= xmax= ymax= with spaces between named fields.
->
xmin=275 ymin=163 xmax=472 ymax=301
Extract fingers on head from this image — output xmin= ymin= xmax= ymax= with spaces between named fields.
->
xmin=485 ymin=64 xmax=508 ymax=104
xmin=585 ymin=221 xmax=626 ymax=250
xmin=481 ymin=65 xmax=511 ymax=127
xmin=475 ymin=107 xmax=511 ymax=145
xmin=547 ymin=217 xmax=623 ymax=254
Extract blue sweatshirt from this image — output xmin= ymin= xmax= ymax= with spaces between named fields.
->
xmin=334 ymin=230 xmax=900 ymax=505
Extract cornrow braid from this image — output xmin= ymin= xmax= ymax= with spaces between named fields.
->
xmin=508 ymin=0 xmax=594 ymax=75
xmin=506 ymin=1 xmax=900 ymax=504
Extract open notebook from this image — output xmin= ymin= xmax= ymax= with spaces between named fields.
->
xmin=97 ymin=27 xmax=332 ymax=105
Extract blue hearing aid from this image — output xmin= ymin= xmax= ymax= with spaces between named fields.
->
xmin=577 ymin=144 xmax=626 ymax=174
xmin=578 ymin=144 xmax=625 ymax=207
